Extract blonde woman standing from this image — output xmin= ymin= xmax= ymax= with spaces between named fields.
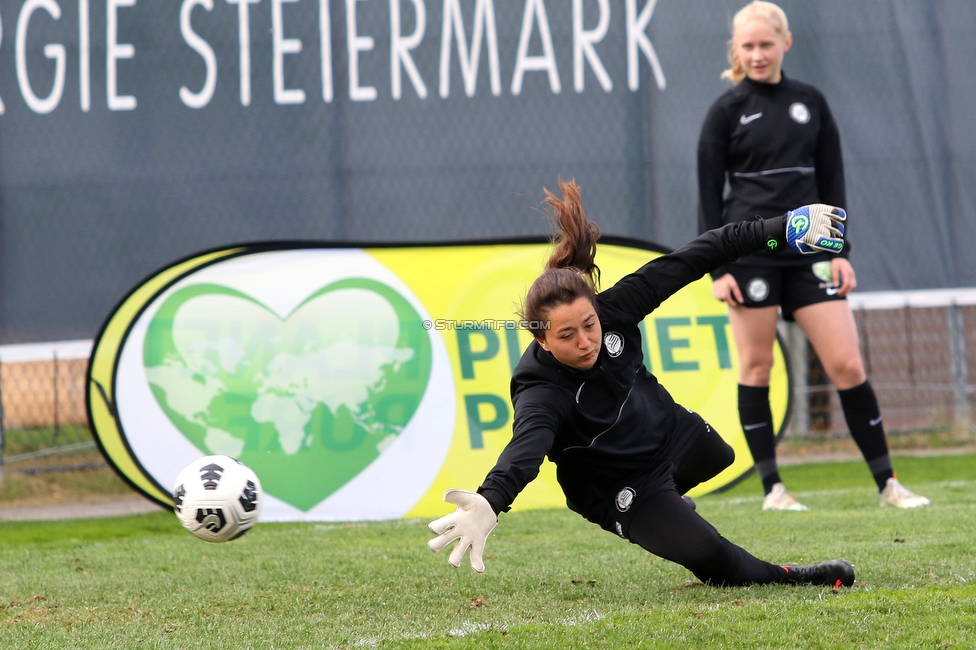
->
xmin=697 ymin=1 xmax=928 ymax=510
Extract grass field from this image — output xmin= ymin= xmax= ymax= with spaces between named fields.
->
xmin=0 ymin=426 xmax=128 ymax=506
xmin=1 ymin=454 xmax=974 ymax=649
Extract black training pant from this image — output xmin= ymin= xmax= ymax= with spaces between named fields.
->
xmin=626 ymin=487 xmax=787 ymax=586
xmin=611 ymin=411 xmax=788 ymax=586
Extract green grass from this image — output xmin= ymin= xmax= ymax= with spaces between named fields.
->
xmin=1 ymin=455 xmax=975 ymax=649
xmin=0 ymin=465 xmax=131 ymax=504
xmin=2 ymin=424 xmax=94 ymax=456
xmin=0 ymin=426 xmax=134 ymax=504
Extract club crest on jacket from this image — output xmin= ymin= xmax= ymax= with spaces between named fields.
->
xmin=604 ymin=332 xmax=624 ymax=357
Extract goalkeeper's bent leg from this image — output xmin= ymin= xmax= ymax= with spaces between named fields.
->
xmin=625 ymin=488 xmax=788 ymax=586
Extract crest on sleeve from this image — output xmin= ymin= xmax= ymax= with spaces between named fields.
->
xmin=603 ymin=332 xmax=624 ymax=358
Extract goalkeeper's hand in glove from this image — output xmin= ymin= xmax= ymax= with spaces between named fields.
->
xmin=427 ymin=489 xmax=497 ymax=573
xmin=785 ymin=204 xmax=846 ymax=254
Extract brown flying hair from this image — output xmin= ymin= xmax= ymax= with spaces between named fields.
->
xmin=519 ymin=178 xmax=601 ymax=340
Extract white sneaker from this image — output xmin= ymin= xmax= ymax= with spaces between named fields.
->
xmin=879 ymin=477 xmax=930 ymax=508
xmin=762 ymin=482 xmax=809 ymax=511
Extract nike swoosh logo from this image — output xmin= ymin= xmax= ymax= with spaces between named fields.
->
xmin=826 ymin=287 xmax=840 ymax=296
xmin=869 ymin=416 xmax=883 ymax=427
xmin=740 ymin=112 xmax=763 ymax=124
xmin=743 ymin=422 xmax=768 ymax=431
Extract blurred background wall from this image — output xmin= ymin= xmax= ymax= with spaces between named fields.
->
xmin=0 ymin=0 xmax=973 ymax=344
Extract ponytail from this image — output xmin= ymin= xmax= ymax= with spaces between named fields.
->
xmin=721 ymin=45 xmax=746 ymax=85
xmin=520 ymin=179 xmax=601 ymax=340
xmin=543 ymin=178 xmax=601 ymax=285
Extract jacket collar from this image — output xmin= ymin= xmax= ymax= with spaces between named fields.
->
xmin=741 ymin=71 xmax=788 ymax=95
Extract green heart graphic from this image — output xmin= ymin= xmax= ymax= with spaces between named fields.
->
xmin=143 ymin=278 xmax=432 ymax=511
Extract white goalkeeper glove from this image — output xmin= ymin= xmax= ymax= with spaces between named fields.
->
xmin=427 ymin=489 xmax=497 ymax=573
xmin=785 ymin=204 xmax=847 ymax=254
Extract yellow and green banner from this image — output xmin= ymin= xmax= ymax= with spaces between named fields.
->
xmin=87 ymin=240 xmax=789 ymax=521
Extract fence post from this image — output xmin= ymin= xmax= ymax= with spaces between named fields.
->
xmin=947 ymin=303 xmax=970 ymax=433
xmin=786 ymin=321 xmax=809 ymax=437
xmin=53 ymin=350 xmax=60 ymax=438
xmin=0 ymin=357 xmax=5 ymax=478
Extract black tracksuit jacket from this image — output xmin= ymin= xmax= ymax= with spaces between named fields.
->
xmin=697 ymin=73 xmax=849 ymax=278
xmin=477 ymin=217 xmax=787 ymax=522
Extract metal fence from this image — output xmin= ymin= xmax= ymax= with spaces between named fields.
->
xmin=0 ymin=289 xmax=973 ymax=466
xmin=0 ymin=340 xmax=92 ymax=472
xmin=786 ymin=288 xmax=976 ymax=439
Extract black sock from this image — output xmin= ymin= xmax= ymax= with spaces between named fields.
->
xmin=838 ymin=380 xmax=893 ymax=491
xmin=738 ymin=384 xmax=780 ymax=495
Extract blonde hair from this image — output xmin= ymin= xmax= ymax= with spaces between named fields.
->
xmin=721 ymin=1 xmax=791 ymax=85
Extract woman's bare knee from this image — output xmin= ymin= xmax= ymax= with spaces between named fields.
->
xmin=738 ymin=357 xmax=774 ymax=385
xmin=824 ymin=356 xmax=866 ymax=389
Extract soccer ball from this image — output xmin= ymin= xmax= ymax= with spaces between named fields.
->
xmin=173 ymin=455 xmax=262 ymax=543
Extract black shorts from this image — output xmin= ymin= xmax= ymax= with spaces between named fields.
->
xmin=726 ymin=260 xmax=846 ymax=321
xmin=581 ymin=409 xmax=787 ymax=587
xmin=594 ymin=407 xmax=733 ymax=539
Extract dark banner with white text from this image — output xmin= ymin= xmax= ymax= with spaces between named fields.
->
xmin=1 ymin=0 xmax=973 ymax=343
